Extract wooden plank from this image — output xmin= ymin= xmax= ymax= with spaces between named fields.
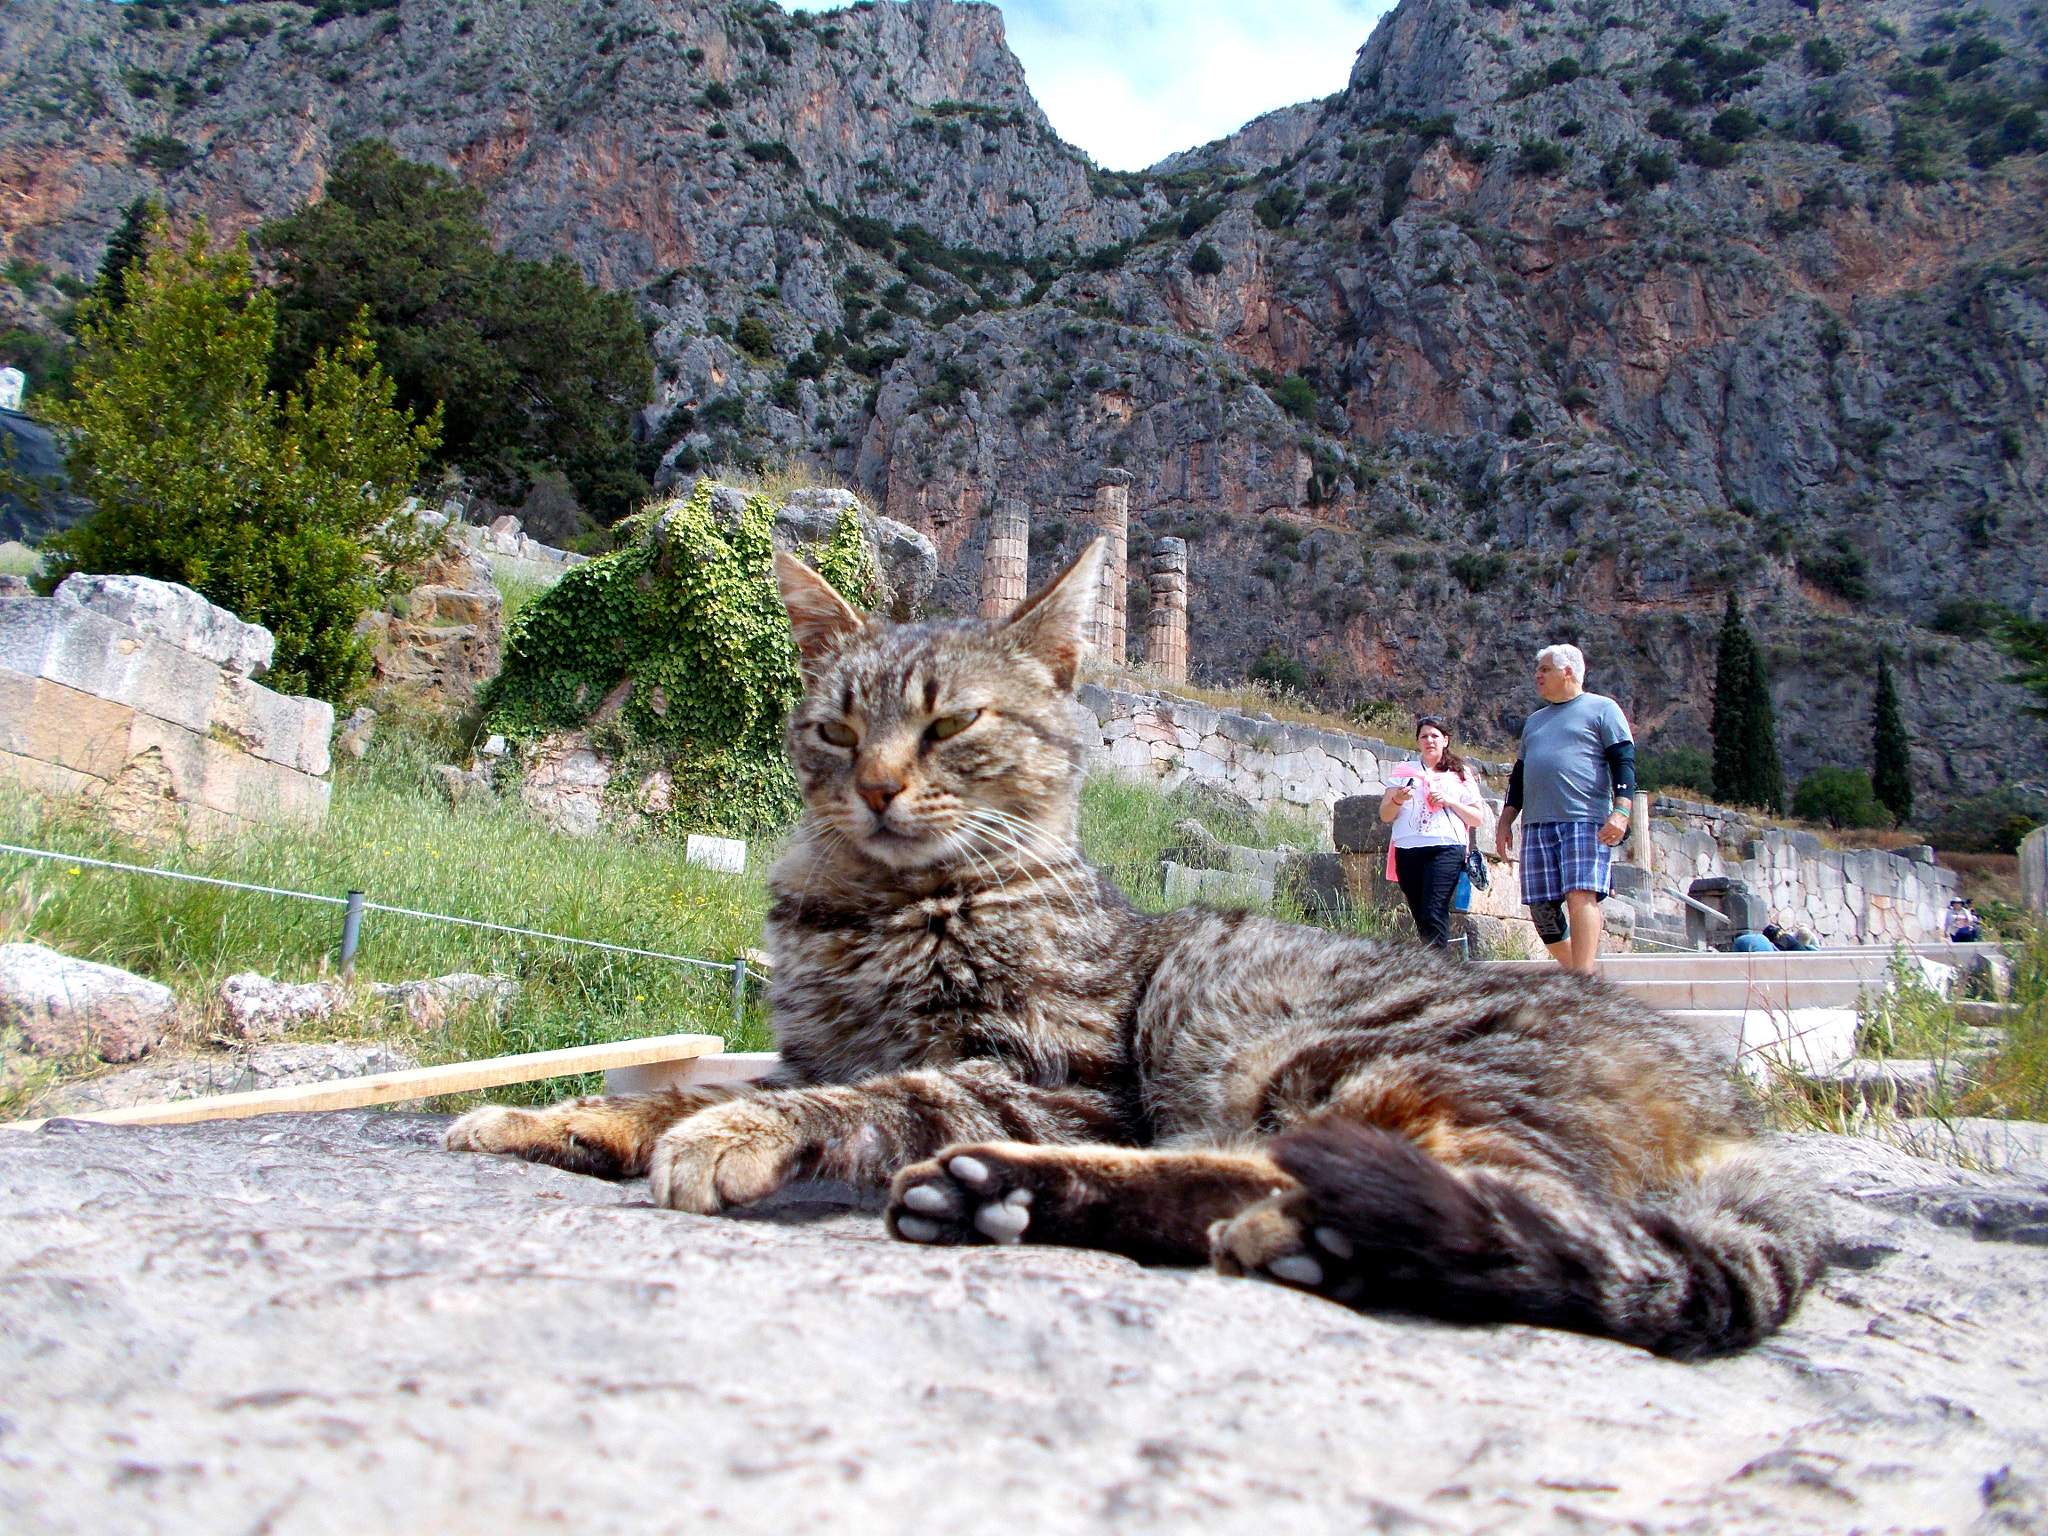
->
xmin=3 ymin=1033 xmax=725 ymax=1131
xmin=603 ymin=1051 xmax=780 ymax=1094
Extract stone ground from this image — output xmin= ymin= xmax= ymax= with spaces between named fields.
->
xmin=1 ymin=1114 xmax=2044 ymax=1535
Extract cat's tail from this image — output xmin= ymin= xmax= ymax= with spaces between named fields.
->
xmin=1222 ymin=1123 xmax=1825 ymax=1359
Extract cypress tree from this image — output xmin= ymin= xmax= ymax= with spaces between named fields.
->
xmin=1871 ymin=653 xmax=1913 ymax=826
xmin=93 ymin=196 xmax=159 ymax=314
xmin=1711 ymin=592 xmax=1785 ymax=812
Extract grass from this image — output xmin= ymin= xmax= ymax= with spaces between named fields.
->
xmin=0 ymin=541 xmax=43 ymax=578
xmin=487 ymin=560 xmax=559 ymax=630
xmin=1077 ymin=770 xmax=1325 ymax=911
xmin=0 ymin=718 xmax=778 ymax=1117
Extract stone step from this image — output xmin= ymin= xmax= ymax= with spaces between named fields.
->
xmin=1622 ymin=978 xmax=1875 ymax=1010
xmin=1665 ymin=1009 xmax=1861 ymax=1074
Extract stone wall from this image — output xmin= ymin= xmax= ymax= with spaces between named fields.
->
xmin=1633 ymin=797 xmax=1962 ymax=948
xmin=1075 ymin=680 xmax=1506 ymax=828
xmin=0 ymin=576 xmax=333 ymax=842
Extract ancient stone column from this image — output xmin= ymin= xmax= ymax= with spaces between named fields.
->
xmin=1145 ymin=537 xmax=1188 ymax=684
xmin=1088 ymin=470 xmax=1133 ymax=663
xmin=980 ymin=498 xmax=1031 ymax=619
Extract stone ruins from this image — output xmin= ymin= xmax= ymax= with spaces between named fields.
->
xmin=1087 ymin=470 xmax=1131 ymax=663
xmin=1144 ymin=536 xmax=1189 ymax=684
xmin=978 ymin=497 xmax=1030 ymax=619
xmin=0 ymin=575 xmax=333 ymax=841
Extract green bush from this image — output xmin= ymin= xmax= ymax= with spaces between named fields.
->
xmin=1518 ymin=138 xmax=1569 ymax=175
xmin=1798 ymin=531 xmax=1871 ymax=603
xmin=735 ymin=316 xmax=776 ymax=360
xmin=1791 ymin=765 xmax=1881 ymax=828
xmin=1272 ymin=373 xmax=1317 ymax=419
xmin=1188 ymin=241 xmax=1224 ymax=276
xmin=1448 ymin=551 xmax=1508 ymax=593
xmin=1639 ymin=744 xmax=1714 ymax=795
xmin=37 ymin=218 xmax=439 ymax=703
xmin=1922 ymin=790 xmax=2046 ymax=853
xmin=1249 ymin=644 xmax=1308 ymax=693
xmin=482 ymin=481 xmax=874 ymax=839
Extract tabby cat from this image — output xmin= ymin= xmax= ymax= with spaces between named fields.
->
xmin=446 ymin=540 xmax=1824 ymax=1357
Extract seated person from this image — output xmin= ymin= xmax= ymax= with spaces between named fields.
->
xmin=1946 ymin=899 xmax=1982 ymax=944
xmin=1730 ymin=928 xmax=1776 ymax=953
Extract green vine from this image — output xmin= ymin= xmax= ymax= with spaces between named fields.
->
xmin=482 ymin=481 xmax=875 ymax=838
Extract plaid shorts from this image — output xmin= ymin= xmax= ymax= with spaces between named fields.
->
xmin=1519 ymin=820 xmax=1614 ymax=905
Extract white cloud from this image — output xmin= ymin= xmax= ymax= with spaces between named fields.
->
xmin=785 ymin=0 xmax=1397 ymax=171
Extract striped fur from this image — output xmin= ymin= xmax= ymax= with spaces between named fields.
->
xmin=447 ymin=543 xmax=1825 ymax=1357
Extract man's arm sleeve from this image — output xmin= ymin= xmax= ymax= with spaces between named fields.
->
xmin=1605 ymin=741 xmax=1636 ymax=802
xmin=1506 ymin=758 xmax=1525 ymax=810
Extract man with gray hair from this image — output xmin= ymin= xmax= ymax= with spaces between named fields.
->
xmin=1493 ymin=643 xmax=1636 ymax=972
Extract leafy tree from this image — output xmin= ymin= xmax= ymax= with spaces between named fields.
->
xmin=1996 ymin=610 xmax=2048 ymax=720
xmin=37 ymin=216 xmax=439 ymax=702
xmin=258 ymin=141 xmax=652 ymax=520
xmin=1870 ymin=653 xmax=1913 ymax=825
xmin=1792 ymin=765 xmax=1881 ymax=829
xmin=1710 ymin=592 xmax=1784 ymax=811
xmin=1188 ymin=242 xmax=1224 ymax=276
xmin=1249 ymin=644 xmax=1308 ymax=693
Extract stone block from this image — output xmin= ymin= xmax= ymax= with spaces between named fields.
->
xmin=1161 ymin=860 xmax=1272 ymax=910
xmin=0 ymin=747 xmax=101 ymax=799
xmin=190 ymin=737 xmax=332 ymax=824
xmin=52 ymin=573 xmax=274 ymax=676
xmin=0 ymin=599 xmax=222 ymax=732
xmin=2022 ymin=825 xmax=2047 ymax=914
xmin=0 ymin=941 xmax=175 ymax=1062
xmin=1279 ymin=852 xmax=1349 ymax=918
xmin=686 ymin=835 xmax=747 ymax=874
xmin=1332 ymin=795 xmax=1389 ymax=855
xmin=220 ymin=973 xmax=346 ymax=1041
xmin=0 ymin=669 xmax=135 ymax=780
xmin=211 ymin=673 xmax=335 ymax=776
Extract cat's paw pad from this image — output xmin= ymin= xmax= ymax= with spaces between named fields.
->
xmin=648 ymin=1099 xmax=800 ymax=1214
xmin=888 ymin=1145 xmax=1053 ymax=1247
xmin=1209 ymin=1195 xmax=1363 ymax=1303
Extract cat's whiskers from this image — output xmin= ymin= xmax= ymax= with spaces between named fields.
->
xmin=962 ymin=808 xmax=1089 ymax=913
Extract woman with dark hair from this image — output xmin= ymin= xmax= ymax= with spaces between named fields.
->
xmin=1379 ymin=715 xmax=1486 ymax=947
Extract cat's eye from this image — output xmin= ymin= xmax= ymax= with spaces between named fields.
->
xmin=818 ymin=721 xmax=859 ymax=747
xmin=927 ymin=711 xmax=980 ymax=741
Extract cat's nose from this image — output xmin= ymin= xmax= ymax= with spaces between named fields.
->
xmin=858 ymin=778 xmax=904 ymax=814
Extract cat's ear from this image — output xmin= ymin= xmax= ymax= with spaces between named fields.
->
xmin=1002 ymin=536 xmax=1105 ymax=690
xmin=774 ymin=551 xmax=865 ymax=674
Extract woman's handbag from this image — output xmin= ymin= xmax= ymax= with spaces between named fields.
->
xmin=1463 ymin=834 xmax=1490 ymax=892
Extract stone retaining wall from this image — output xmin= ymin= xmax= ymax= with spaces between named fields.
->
xmin=1075 ymin=681 xmax=1508 ymax=826
xmin=0 ymin=576 xmax=332 ymax=842
xmin=1636 ymin=797 xmax=1962 ymax=947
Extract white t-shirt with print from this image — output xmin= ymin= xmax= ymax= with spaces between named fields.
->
xmin=1387 ymin=765 xmax=1481 ymax=849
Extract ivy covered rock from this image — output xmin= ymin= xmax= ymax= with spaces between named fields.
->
xmin=482 ymin=480 xmax=874 ymax=839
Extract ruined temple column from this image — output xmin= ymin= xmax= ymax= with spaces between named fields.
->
xmin=1144 ymin=537 xmax=1189 ymax=685
xmin=1088 ymin=470 xmax=1133 ymax=664
xmin=980 ymin=497 xmax=1031 ymax=619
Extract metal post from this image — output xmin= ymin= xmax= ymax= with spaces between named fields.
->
xmin=731 ymin=957 xmax=747 ymax=1030
xmin=339 ymin=890 xmax=365 ymax=976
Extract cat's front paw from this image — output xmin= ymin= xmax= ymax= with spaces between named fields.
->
xmin=648 ymin=1098 xmax=801 ymax=1213
xmin=1209 ymin=1192 xmax=1366 ymax=1304
xmin=886 ymin=1143 xmax=1061 ymax=1247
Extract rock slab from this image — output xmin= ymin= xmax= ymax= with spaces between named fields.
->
xmin=0 ymin=941 xmax=173 ymax=1062
xmin=0 ymin=1113 xmax=2043 ymax=1533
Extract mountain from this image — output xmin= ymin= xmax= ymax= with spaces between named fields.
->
xmin=2 ymin=0 xmax=2045 ymax=810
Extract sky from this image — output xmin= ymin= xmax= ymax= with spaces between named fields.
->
xmin=785 ymin=0 xmax=1398 ymax=171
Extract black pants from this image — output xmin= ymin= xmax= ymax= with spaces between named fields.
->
xmin=1395 ymin=844 xmax=1466 ymax=948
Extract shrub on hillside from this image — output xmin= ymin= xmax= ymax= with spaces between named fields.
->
xmin=482 ymin=481 xmax=874 ymax=838
xmin=36 ymin=217 xmax=439 ymax=703
xmin=1639 ymin=745 xmax=1714 ymax=795
xmin=1791 ymin=765 xmax=1882 ymax=829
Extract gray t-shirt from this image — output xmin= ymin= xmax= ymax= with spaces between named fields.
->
xmin=1519 ymin=691 xmax=1632 ymax=825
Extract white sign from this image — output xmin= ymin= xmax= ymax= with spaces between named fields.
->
xmin=0 ymin=367 xmax=24 ymax=412
xmin=685 ymin=834 xmax=747 ymax=874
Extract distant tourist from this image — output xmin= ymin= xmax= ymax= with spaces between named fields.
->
xmin=1379 ymin=715 xmax=1485 ymax=948
xmin=1730 ymin=928 xmax=1775 ymax=953
xmin=1946 ymin=899 xmax=1982 ymax=944
xmin=1493 ymin=644 xmax=1635 ymax=974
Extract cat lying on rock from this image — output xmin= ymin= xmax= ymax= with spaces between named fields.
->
xmin=446 ymin=540 xmax=1824 ymax=1358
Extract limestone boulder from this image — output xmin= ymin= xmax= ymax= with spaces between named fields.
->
xmin=51 ymin=573 xmax=274 ymax=677
xmin=370 ymin=972 xmax=517 ymax=1027
xmin=0 ymin=942 xmax=175 ymax=1061
xmin=217 ymin=972 xmax=345 ymax=1041
xmin=518 ymin=730 xmax=612 ymax=837
xmin=31 ymin=1040 xmax=419 ymax=1117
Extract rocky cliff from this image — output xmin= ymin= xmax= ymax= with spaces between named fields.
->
xmin=3 ymin=0 xmax=2045 ymax=804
